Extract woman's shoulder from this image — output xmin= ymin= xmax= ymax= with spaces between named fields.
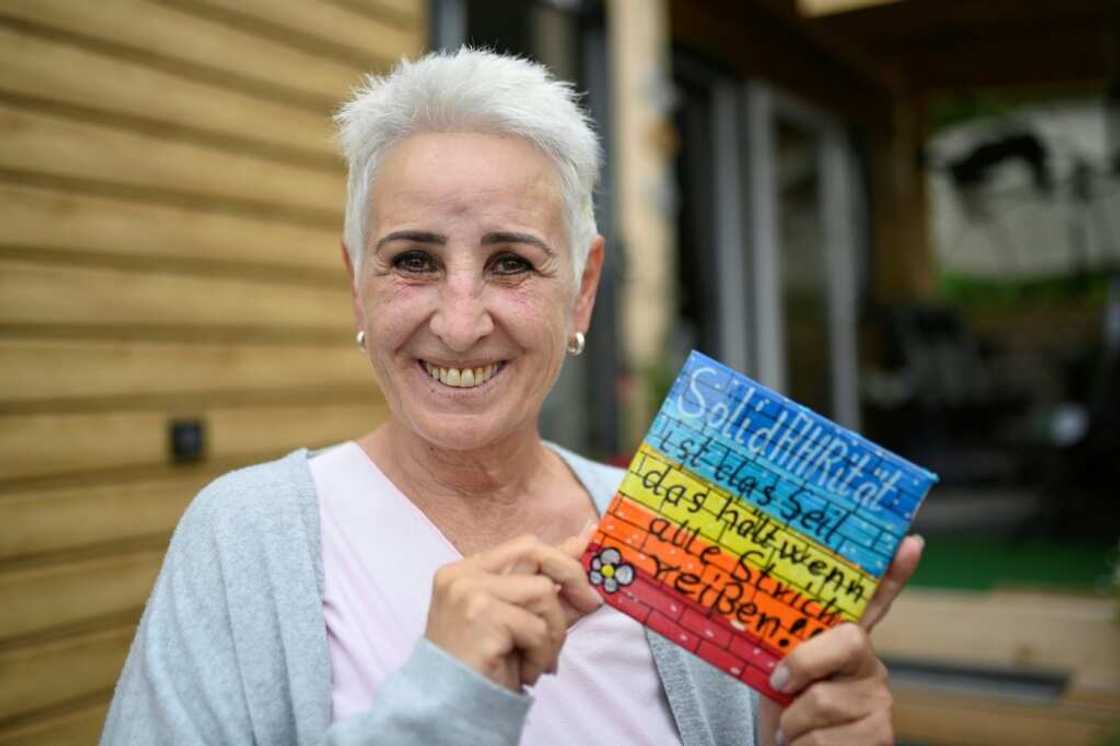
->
xmin=160 ymin=448 xmax=326 ymax=610
xmin=174 ymin=448 xmax=319 ymax=546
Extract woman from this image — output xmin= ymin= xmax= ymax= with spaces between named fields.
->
xmin=102 ymin=48 xmax=918 ymax=745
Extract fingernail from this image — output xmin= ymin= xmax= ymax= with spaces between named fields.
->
xmin=774 ymin=730 xmax=785 ymax=746
xmin=769 ymin=665 xmax=790 ymax=693
xmin=581 ymin=518 xmax=597 ymax=536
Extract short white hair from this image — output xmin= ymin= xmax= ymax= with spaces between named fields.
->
xmin=335 ymin=47 xmax=601 ymax=284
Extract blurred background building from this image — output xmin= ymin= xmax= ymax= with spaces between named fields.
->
xmin=1 ymin=0 xmax=1118 ymax=743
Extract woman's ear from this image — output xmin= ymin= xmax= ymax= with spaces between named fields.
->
xmin=341 ymin=241 xmax=367 ymax=333
xmin=571 ymin=235 xmax=605 ymax=335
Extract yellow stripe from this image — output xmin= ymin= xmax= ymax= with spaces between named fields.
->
xmin=622 ymin=441 xmax=877 ymax=618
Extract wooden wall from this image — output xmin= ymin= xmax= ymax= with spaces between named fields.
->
xmin=877 ymin=589 xmax=1120 ymax=746
xmin=0 ymin=2 xmax=424 ymax=742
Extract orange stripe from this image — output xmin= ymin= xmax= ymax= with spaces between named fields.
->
xmin=598 ymin=494 xmax=848 ymax=649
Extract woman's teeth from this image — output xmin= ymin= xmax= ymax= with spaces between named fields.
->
xmin=423 ymin=362 xmax=500 ymax=388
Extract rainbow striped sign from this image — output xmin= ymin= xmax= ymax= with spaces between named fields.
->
xmin=582 ymin=351 xmax=938 ymax=703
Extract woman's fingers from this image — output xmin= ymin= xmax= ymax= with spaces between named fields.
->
xmin=769 ymin=624 xmax=893 ymax=745
xmin=784 ymin=708 xmax=894 ymax=746
xmin=470 ymin=572 xmax=559 ymax=607
xmin=555 ymin=519 xmax=597 ymax=558
xmin=551 ymin=523 xmax=602 ymax=621
xmin=427 ymin=566 xmax=556 ymax=690
xmin=761 ymin=532 xmax=910 ymax=746
xmin=475 ymin=533 xmax=603 ymax=618
xmin=777 ymin=674 xmax=891 ymax=744
xmin=492 ymin=601 xmax=555 ymax=687
xmin=770 ymin=624 xmax=877 ymax=696
xmin=483 ymin=574 xmax=569 ymax=677
xmin=859 ymin=534 xmax=924 ymax=631
xmin=426 ymin=538 xmax=593 ymax=691
xmin=467 ymin=574 xmax=569 ymax=688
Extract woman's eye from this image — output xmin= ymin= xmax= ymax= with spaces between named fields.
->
xmin=491 ymin=254 xmax=533 ymax=275
xmin=392 ymin=251 xmax=436 ymax=274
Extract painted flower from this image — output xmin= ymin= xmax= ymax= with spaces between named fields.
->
xmin=588 ymin=548 xmax=635 ymax=594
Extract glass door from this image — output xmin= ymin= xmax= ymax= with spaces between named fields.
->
xmin=776 ymin=118 xmax=832 ymax=414
xmin=744 ymin=83 xmax=864 ymax=429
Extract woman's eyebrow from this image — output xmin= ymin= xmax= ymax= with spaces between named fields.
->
xmin=374 ymin=230 xmax=446 ymax=253
xmin=481 ymin=231 xmax=555 ymax=256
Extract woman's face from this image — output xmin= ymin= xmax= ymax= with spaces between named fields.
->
xmin=349 ymin=131 xmax=603 ymax=451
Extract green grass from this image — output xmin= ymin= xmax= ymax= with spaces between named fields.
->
xmin=910 ymin=537 xmax=1118 ymax=592
xmin=936 ymin=270 xmax=1113 ymax=308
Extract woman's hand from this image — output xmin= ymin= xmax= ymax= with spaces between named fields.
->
xmin=760 ymin=535 xmax=925 ymax=746
xmin=424 ymin=530 xmax=602 ymax=692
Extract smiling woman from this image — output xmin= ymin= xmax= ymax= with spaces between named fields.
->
xmin=100 ymin=48 xmax=906 ymax=746
xmin=351 ymin=131 xmax=595 ymax=458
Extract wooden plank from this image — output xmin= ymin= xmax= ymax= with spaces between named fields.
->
xmin=173 ymin=0 xmax=423 ymax=65
xmin=0 ymin=473 xmax=209 ymax=561
xmin=0 ymin=183 xmax=342 ymax=276
xmin=893 ymin=686 xmax=1119 ymax=746
xmin=375 ymin=0 xmax=424 ymax=21
xmin=0 ymin=0 xmax=366 ymax=106
xmin=669 ymin=0 xmax=892 ymax=128
xmin=0 ymin=24 xmax=339 ymax=162
xmin=0 ymin=400 xmax=387 ymax=481
xmin=903 ymin=32 xmax=1111 ymax=91
xmin=0 ymin=625 xmax=133 ymax=723
xmin=874 ymin=589 xmax=1120 ymax=696
xmin=327 ymin=0 xmax=424 ymax=27
xmin=815 ymin=1 xmax=1111 ymax=92
xmin=0 ymin=340 xmax=371 ymax=406
xmin=880 ymin=590 xmax=1120 ymax=745
xmin=0 ymin=552 xmax=162 ymax=642
xmin=0 ymin=697 xmax=109 ymax=746
xmin=816 ymin=0 xmax=1106 ymax=42
xmin=867 ymin=94 xmax=934 ymax=302
xmin=0 ymin=104 xmax=344 ymax=219
xmin=0 ymin=261 xmax=351 ymax=331
xmin=610 ymin=0 xmax=675 ymax=441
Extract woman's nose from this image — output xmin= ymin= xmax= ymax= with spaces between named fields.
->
xmin=429 ymin=275 xmax=494 ymax=352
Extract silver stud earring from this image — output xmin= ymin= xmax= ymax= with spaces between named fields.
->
xmin=355 ymin=330 xmax=366 ymax=348
xmin=566 ymin=331 xmax=585 ymax=356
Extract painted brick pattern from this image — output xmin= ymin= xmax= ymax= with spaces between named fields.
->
xmin=582 ymin=350 xmax=937 ymax=705
xmin=584 ymin=541 xmax=791 ymax=705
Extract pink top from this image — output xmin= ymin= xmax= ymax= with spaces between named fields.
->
xmin=313 ymin=441 xmax=681 ymax=744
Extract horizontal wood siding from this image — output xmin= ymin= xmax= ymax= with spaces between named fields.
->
xmin=0 ymin=0 xmax=424 ymax=739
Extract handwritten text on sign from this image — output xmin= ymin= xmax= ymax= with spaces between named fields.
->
xmin=582 ymin=351 xmax=938 ymax=703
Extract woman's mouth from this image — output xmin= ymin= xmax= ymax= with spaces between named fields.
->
xmin=420 ymin=360 xmax=505 ymax=388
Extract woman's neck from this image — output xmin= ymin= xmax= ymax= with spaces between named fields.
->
xmin=356 ymin=419 xmax=583 ymax=549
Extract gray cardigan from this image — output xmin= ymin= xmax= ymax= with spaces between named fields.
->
xmin=102 ymin=446 xmax=758 ymax=745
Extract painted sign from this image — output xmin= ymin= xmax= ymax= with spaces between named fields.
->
xmin=582 ymin=351 xmax=938 ymax=703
